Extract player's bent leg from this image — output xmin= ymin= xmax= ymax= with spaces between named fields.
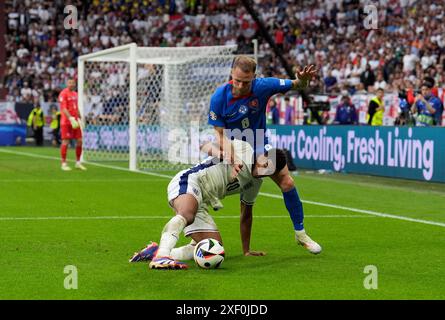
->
xmin=149 ymin=194 xmax=198 ymax=270
xmin=271 ymin=165 xmax=322 ymax=254
xmin=170 ymin=194 xmax=199 ymax=225
xmin=270 ymin=165 xmax=295 ymax=192
xmin=170 ymin=239 xmax=196 ymax=261
xmin=271 ymin=165 xmax=305 ymax=231
xmin=169 ymin=201 xmax=221 ymax=261
xmin=149 ymin=214 xmax=190 ymax=269
xmin=169 ymin=231 xmax=223 ymax=261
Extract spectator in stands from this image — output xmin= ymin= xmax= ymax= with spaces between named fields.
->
xmin=85 ymin=103 xmax=102 ymax=125
xmin=411 ymin=80 xmax=443 ymax=126
xmin=355 ymin=82 xmax=367 ymax=95
xmin=274 ymin=23 xmax=285 ymax=52
xmin=360 ymin=64 xmax=376 ymax=91
xmin=374 ymin=71 xmax=387 ymax=91
xmin=367 ymin=88 xmax=385 ymax=126
xmin=267 ymin=99 xmax=280 ymax=125
xmin=323 ymin=70 xmax=338 ymax=93
xmin=49 ymin=104 xmax=61 ymax=146
xmin=3 ymin=0 xmax=445 ymax=129
xmin=394 ymin=90 xmax=415 ymax=126
xmin=20 ymin=81 xmax=33 ymax=102
xmin=423 ymin=76 xmax=439 ymax=98
xmin=284 ymin=97 xmax=294 ymax=125
xmin=27 ymin=97 xmax=45 ymax=146
xmin=334 ymin=95 xmax=358 ymax=125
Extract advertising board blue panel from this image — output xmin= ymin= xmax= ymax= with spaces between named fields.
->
xmin=267 ymin=125 xmax=445 ymax=183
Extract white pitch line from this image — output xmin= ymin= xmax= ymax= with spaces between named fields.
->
xmin=0 ymin=148 xmax=173 ymax=179
xmin=0 ymin=179 xmax=166 ymax=183
xmin=0 ymin=215 xmax=375 ymax=221
xmin=1 ymin=148 xmax=444 ymax=228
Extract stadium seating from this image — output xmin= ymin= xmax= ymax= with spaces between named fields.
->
xmin=3 ymin=0 xmax=445 ymax=105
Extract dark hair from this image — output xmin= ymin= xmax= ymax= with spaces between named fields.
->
xmin=266 ymin=148 xmax=287 ymax=174
xmin=422 ymin=77 xmax=434 ymax=89
xmin=422 ymin=78 xmax=434 ymax=89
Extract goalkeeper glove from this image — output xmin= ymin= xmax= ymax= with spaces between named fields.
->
xmin=69 ymin=116 xmax=79 ymax=129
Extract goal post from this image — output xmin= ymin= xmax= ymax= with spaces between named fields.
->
xmin=78 ymin=43 xmax=237 ymax=171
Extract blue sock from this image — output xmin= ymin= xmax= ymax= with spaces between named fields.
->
xmin=283 ymin=188 xmax=304 ymax=231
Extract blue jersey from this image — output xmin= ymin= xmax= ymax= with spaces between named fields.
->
xmin=334 ymin=103 xmax=358 ymax=125
xmin=415 ymin=95 xmax=443 ymax=126
xmin=208 ymin=77 xmax=293 ymax=152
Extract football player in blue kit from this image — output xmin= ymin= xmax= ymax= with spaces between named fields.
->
xmin=208 ymin=56 xmax=322 ymax=254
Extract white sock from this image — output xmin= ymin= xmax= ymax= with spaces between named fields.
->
xmin=156 ymin=215 xmax=187 ymax=258
xmin=171 ymin=240 xmax=196 ymax=260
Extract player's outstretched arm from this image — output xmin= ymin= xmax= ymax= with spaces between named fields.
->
xmin=214 ymin=126 xmax=243 ymax=180
xmin=240 ymin=202 xmax=266 ymax=257
xmin=292 ymin=64 xmax=318 ymax=90
xmin=214 ymin=126 xmax=234 ymax=161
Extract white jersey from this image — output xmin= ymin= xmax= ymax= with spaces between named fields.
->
xmin=197 ymin=140 xmax=263 ymax=208
xmin=168 ymin=140 xmax=263 ymax=211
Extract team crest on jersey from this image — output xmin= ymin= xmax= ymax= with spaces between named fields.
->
xmin=210 ymin=111 xmax=217 ymax=121
xmin=239 ymin=105 xmax=248 ymax=114
xmin=249 ymin=99 xmax=259 ymax=108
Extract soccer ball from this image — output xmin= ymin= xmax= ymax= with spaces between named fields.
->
xmin=193 ymin=238 xmax=225 ymax=269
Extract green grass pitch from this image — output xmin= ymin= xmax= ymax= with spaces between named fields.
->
xmin=0 ymin=146 xmax=444 ymax=300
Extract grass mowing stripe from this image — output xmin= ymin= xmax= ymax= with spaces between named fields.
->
xmin=297 ymin=173 xmax=445 ymax=197
xmin=259 ymin=192 xmax=445 ymax=228
xmin=0 ymin=215 xmax=376 ymax=221
xmin=1 ymin=148 xmax=444 ymax=228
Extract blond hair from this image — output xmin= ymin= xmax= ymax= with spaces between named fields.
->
xmin=232 ymin=56 xmax=257 ymax=73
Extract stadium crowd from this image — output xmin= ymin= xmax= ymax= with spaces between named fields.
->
xmin=2 ymin=0 xmax=445 ymax=125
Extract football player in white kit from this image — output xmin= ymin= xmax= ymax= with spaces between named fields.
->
xmin=130 ymin=139 xmax=292 ymax=269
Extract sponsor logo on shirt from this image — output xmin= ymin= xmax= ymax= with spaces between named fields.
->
xmin=280 ymin=79 xmax=285 ymax=86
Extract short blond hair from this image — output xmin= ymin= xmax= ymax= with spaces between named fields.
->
xmin=232 ymin=56 xmax=257 ymax=74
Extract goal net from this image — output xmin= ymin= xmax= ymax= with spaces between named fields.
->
xmin=78 ymin=43 xmax=237 ymax=171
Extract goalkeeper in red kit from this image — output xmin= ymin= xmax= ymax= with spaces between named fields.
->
xmin=58 ymin=79 xmax=86 ymax=171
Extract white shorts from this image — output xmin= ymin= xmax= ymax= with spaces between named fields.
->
xmin=167 ymin=170 xmax=219 ymax=237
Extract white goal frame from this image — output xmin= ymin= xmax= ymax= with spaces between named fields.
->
xmin=78 ymin=43 xmax=238 ymax=171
